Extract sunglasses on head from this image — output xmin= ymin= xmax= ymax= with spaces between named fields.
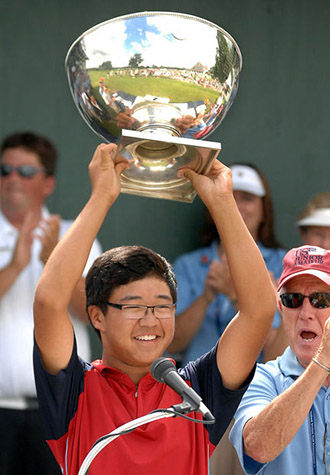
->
xmin=280 ymin=292 xmax=330 ymax=309
xmin=0 ymin=163 xmax=45 ymax=178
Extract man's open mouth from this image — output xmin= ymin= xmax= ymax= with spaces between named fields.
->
xmin=300 ymin=331 xmax=317 ymax=342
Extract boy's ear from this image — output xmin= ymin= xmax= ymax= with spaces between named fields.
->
xmin=88 ymin=305 xmax=106 ymax=331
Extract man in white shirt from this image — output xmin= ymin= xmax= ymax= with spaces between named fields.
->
xmin=0 ymin=131 xmax=102 ymax=475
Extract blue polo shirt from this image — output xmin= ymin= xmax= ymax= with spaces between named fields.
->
xmin=174 ymin=240 xmax=286 ymax=365
xmin=230 ymin=347 xmax=330 ymax=474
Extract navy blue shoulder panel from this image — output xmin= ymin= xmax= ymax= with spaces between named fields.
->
xmin=33 ymin=336 xmax=91 ymax=440
xmin=179 ymin=343 xmax=255 ymax=446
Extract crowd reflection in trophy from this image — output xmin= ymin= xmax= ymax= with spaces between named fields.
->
xmin=71 ymin=64 xmax=232 ymax=142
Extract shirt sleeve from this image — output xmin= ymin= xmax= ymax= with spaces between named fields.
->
xmin=179 ymin=343 xmax=256 ymax=446
xmin=33 ymin=336 xmax=90 ymax=441
xmin=229 ymin=362 xmax=280 ymax=474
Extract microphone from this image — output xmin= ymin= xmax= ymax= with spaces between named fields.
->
xmin=151 ymin=357 xmax=215 ymax=422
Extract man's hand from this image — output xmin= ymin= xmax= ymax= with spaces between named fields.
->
xmin=11 ymin=211 xmax=39 ymax=272
xmin=88 ymin=143 xmax=130 ymax=204
xmin=38 ymin=215 xmax=60 ymax=264
xmin=315 ymin=316 xmax=330 ymax=368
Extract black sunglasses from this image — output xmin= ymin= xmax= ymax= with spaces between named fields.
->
xmin=280 ymin=292 xmax=330 ymax=309
xmin=0 ymin=163 xmax=45 ymax=178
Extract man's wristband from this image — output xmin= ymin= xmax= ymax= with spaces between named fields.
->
xmin=312 ymin=357 xmax=330 ymax=373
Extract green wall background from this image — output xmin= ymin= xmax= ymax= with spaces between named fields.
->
xmin=1 ymin=0 xmax=330 ymax=355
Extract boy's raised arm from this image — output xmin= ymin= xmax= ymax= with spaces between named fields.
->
xmin=180 ymin=161 xmax=277 ymax=389
xmin=33 ymin=144 xmax=129 ymax=374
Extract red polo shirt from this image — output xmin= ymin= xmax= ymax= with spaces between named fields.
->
xmin=33 ymin=339 xmax=253 ymax=474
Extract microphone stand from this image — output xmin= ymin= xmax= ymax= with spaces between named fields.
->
xmin=78 ymin=407 xmax=177 ymax=475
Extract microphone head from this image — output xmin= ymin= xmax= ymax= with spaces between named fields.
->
xmin=151 ymin=357 xmax=176 ymax=383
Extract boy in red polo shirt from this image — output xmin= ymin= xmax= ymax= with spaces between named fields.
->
xmin=33 ymin=143 xmax=276 ymax=474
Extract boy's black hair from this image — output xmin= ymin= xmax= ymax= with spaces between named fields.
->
xmin=85 ymin=245 xmax=177 ymax=339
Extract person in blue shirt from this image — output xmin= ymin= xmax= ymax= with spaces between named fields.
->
xmin=167 ymin=163 xmax=286 ymax=367
xmin=230 ymin=245 xmax=330 ymax=475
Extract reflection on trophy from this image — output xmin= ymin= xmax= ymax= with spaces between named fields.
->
xmin=65 ymin=12 xmax=242 ymax=202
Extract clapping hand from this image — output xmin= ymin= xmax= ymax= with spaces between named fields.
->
xmin=11 ymin=211 xmax=39 ymax=272
xmin=205 ymin=258 xmax=236 ymax=302
xmin=38 ymin=215 xmax=60 ymax=264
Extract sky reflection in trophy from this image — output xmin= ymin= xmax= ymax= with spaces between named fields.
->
xmin=65 ymin=12 xmax=242 ymax=202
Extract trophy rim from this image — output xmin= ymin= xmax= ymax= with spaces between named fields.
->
xmin=64 ymin=10 xmax=243 ymax=72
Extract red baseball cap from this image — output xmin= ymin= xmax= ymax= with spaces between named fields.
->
xmin=277 ymin=245 xmax=330 ymax=290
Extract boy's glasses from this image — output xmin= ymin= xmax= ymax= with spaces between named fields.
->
xmin=280 ymin=292 xmax=330 ymax=309
xmin=0 ymin=163 xmax=45 ymax=178
xmin=106 ymin=302 xmax=176 ymax=319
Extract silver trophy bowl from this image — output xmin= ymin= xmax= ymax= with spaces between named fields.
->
xmin=65 ymin=11 xmax=242 ymax=202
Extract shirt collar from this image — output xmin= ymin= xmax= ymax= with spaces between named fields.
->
xmin=0 ymin=210 xmax=17 ymax=238
xmin=199 ymin=240 xmax=219 ymax=265
xmin=0 ymin=206 xmax=50 ymax=234
xmin=41 ymin=206 xmax=50 ymax=219
xmin=278 ymin=346 xmax=305 ymax=378
xmin=208 ymin=240 xmax=275 ymax=261
xmin=92 ymin=360 xmax=158 ymax=390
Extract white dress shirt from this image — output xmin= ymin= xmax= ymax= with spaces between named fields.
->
xmin=0 ymin=207 xmax=102 ymax=398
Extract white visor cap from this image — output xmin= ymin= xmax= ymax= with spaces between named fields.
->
xmin=296 ymin=208 xmax=330 ymax=227
xmin=231 ymin=165 xmax=266 ymax=197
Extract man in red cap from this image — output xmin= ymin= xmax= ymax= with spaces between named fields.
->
xmin=230 ymin=245 xmax=330 ymax=475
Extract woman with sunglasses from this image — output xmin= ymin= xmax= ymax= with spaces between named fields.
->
xmin=230 ymin=245 xmax=330 ymax=475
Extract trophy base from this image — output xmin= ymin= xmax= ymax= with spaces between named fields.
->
xmin=116 ymin=130 xmax=221 ymax=203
